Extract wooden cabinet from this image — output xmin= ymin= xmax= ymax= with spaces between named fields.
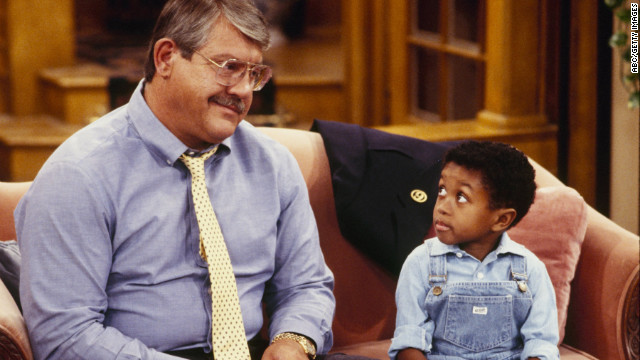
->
xmin=0 ymin=115 xmax=82 ymax=181
xmin=406 ymin=0 xmax=486 ymax=122
xmin=0 ymin=0 xmax=75 ymax=116
xmin=0 ymin=0 xmax=610 ymax=207
xmin=341 ymin=0 xmax=559 ymax=172
xmin=0 ymin=0 xmax=93 ymax=180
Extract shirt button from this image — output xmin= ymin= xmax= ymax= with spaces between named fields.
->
xmin=477 ymin=272 xmax=484 ymax=279
xmin=166 ymin=159 xmax=172 ymax=165
xmin=456 ymin=252 xmax=463 ymax=258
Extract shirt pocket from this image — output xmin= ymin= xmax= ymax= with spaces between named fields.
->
xmin=443 ymin=294 xmax=513 ymax=352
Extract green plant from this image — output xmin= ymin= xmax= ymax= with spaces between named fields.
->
xmin=605 ymin=0 xmax=639 ymax=109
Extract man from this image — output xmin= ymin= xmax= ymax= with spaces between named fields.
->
xmin=16 ymin=1 xmax=339 ymax=359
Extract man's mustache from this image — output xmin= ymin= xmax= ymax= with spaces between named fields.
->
xmin=210 ymin=95 xmax=246 ymax=114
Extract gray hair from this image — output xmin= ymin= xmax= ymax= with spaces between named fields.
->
xmin=144 ymin=0 xmax=270 ymax=82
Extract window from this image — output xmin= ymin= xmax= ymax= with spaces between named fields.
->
xmin=409 ymin=0 xmax=485 ymax=122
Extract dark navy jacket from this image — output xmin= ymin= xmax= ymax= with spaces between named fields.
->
xmin=311 ymin=119 xmax=455 ymax=276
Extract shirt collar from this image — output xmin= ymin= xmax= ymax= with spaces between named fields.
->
xmin=494 ymin=232 xmax=528 ymax=256
xmin=430 ymin=232 xmax=527 ymax=257
xmin=126 ymin=80 xmax=232 ymax=166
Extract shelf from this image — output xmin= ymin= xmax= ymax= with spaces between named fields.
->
xmin=264 ymin=27 xmax=343 ymax=87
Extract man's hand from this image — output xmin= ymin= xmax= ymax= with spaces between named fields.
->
xmin=262 ymin=338 xmax=309 ymax=360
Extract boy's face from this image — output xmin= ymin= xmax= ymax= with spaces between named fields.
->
xmin=433 ymin=162 xmax=511 ymax=261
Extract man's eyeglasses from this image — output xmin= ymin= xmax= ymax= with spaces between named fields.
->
xmin=192 ymin=49 xmax=272 ymax=91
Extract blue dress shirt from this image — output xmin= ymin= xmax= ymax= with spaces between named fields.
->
xmin=16 ymin=81 xmax=335 ymax=360
xmin=389 ymin=234 xmax=559 ymax=360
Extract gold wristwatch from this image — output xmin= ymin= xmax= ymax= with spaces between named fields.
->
xmin=272 ymin=332 xmax=317 ymax=359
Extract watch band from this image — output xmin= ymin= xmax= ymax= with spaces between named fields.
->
xmin=272 ymin=332 xmax=317 ymax=359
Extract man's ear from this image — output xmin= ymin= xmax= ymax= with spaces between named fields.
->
xmin=491 ymin=208 xmax=517 ymax=232
xmin=154 ymin=38 xmax=179 ymax=78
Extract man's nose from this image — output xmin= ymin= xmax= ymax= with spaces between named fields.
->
xmin=228 ymin=71 xmax=253 ymax=96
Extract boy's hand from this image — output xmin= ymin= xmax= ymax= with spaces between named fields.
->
xmin=397 ymin=348 xmax=427 ymax=360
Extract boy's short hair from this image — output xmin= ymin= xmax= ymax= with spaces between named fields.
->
xmin=443 ymin=140 xmax=536 ymax=228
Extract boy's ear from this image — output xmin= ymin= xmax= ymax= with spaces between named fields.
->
xmin=491 ymin=208 xmax=517 ymax=232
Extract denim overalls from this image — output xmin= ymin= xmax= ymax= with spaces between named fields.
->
xmin=424 ymin=241 xmax=532 ymax=360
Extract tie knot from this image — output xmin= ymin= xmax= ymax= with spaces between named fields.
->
xmin=180 ymin=147 xmax=217 ymax=173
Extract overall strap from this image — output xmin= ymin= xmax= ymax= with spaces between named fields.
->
xmin=427 ymin=240 xmax=447 ymax=286
xmin=510 ymin=255 xmax=529 ymax=292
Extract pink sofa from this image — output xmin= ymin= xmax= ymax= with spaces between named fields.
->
xmin=0 ymin=127 xmax=638 ymax=359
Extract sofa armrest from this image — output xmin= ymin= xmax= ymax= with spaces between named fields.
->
xmin=563 ymin=206 xmax=639 ymax=360
xmin=528 ymin=157 xmax=639 ymax=359
xmin=0 ymin=278 xmax=31 ymax=359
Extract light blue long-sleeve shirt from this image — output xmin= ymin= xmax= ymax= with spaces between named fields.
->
xmin=16 ymin=81 xmax=335 ymax=360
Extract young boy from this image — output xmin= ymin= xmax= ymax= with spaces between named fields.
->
xmin=389 ymin=141 xmax=559 ymax=360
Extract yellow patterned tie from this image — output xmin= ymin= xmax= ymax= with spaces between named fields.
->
xmin=181 ymin=149 xmax=251 ymax=360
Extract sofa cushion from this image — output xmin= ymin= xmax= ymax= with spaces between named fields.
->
xmin=0 ymin=275 xmax=31 ymax=359
xmin=330 ymin=339 xmax=391 ymax=358
xmin=0 ymin=240 xmax=20 ymax=310
xmin=507 ymin=186 xmax=588 ymax=343
xmin=329 ymin=340 xmax=598 ymax=360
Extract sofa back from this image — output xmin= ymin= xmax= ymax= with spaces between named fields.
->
xmin=2 ymin=127 xmax=638 ymax=359
xmin=259 ymin=127 xmax=398 ymax=347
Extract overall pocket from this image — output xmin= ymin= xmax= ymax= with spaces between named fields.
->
xmin=443 ymin=294 xmax=513 ymax=352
